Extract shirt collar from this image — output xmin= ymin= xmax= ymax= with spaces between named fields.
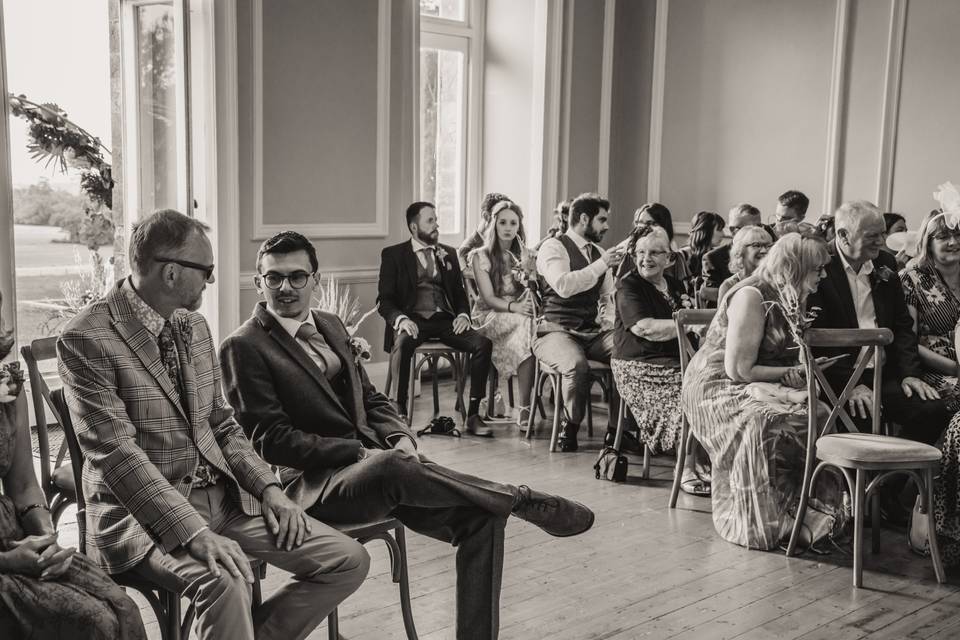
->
xmin=410 ymin=236 xmax=435 ymax=253
xmin=265 ymin=305 xmax=316 ymax=340
xmin=122 ymin=278 xmax=169 ymax=338
xmin=836 ymin=243 xmax=875 ymax=277
xmin=565 ymin=227 xmax=592 ymax=251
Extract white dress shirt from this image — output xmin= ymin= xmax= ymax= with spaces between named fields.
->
xmin=536 ymin=228 xmax=614 ymax=299
xmin=394 ymin=237 xmax=470 ymax=329
xmin=837 ymin=248 xmax=878 ymax=329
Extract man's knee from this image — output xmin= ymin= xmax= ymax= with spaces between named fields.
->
xmin=309 ymin=538 xmax=370 ymax=592
xmin=474 ymin=334 xmax=493 ymax=357
xmin=192 ymin=570 xmax=252 ymax=615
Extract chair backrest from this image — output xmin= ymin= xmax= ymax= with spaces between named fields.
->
xmin=674 ymin=309 xmax=717 ymax=373
xmin=20 ymin=337 xmax=68 ymax=497
xmin=696 ymin=285 xmax=719 ymax=308
xmin=50 ymin=387 xmax=86 ymax=554
xmin=802 ymin=327 xmax=893 ymax=442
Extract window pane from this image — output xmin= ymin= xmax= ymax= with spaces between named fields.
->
xmin=135 ymin=3 xmax=179 ymax=214
xmin=419 ymin=46 xmax=464 ymax=234
xmin=419 ymin=0 xmax=465 ymax=22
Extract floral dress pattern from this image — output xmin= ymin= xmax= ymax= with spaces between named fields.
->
xmin=900 ymin=263 xmax=960 ymax=411
xmin=680 ymin=277 xmax=846 ymax=550
xmin=0 ymin=369 xmax=146 ymax=640
xmin=469 ymin=249 xmax=534 ymax=378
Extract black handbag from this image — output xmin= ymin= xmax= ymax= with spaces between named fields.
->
xmin=594 ymin=446 xmax=628 ymax=482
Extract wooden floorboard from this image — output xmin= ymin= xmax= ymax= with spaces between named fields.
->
xmin=51 ymin=378 xmax=960 ymax=639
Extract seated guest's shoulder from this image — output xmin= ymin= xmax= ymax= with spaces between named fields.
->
xmin=874 ymin=249 xmax=898 ymax=272
xmin=60 ymin=296 xmax=113 ymax=334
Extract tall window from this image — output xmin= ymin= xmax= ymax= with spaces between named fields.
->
xmin=419 ymin=0 xmax=480 ymax=238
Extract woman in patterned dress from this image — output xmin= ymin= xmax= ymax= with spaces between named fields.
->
xmin=680 ymin=234 xmax=846 ymax=550
xmin=900 ymin=209 xmax=960 ymax=412
xmin=0 ymin=292 xmax=146 ymax=639
xmin=470 ymin=200 xmax=537 ymax=426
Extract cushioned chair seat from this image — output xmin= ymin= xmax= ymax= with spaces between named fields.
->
xmin=52 ymin=464 xmax=77 ymax=499
xmin=817 ymin=433 xmax=941 ymax=467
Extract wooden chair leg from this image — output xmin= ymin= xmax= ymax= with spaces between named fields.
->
xmin=428 ymin=357 xmax=441 ymax=418
xmin=508 ymin=377 xmax=515 ymax=408
xmin=925 ymin=468 xmax=947 ymax=584
xmin=327 ymin=608 xmax=340 ymax=640
xmin=611 ymin=399 xmax=626 ymax=451
xmin=642 ymin=445 xmax=651 ymax=480
xmin=548 ymin=375 xmax=563 ymax=452
xmin=871 ymin=492 xmax=881 ymax=554
xmin=526 ymin=363 xmax=541 ymax=440
xmin=486 ymin=369 xmax=498 ymax=419
xmin=668 ymin=416 xmax=690 ymax=508
xmin=785 ymin=434 xmax=819 ymax=556
xmin=394 ymin=527 xmax=419 ymax=639
xmin=853 ymin=469 xmax=866 ymax=588
xmin=165 ymin=591 xmax=183 ymax=640
xmin=406 ymin=355 xmax=418 ymax=427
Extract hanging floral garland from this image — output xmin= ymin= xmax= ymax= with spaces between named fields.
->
xmin=7 ymin=93 xmax=114 ymax=211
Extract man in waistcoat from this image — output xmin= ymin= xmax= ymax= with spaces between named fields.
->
xmin=533 ymin=193 xmax=625 ymax=452
xmin=378 ymin=202 xmax=494 ymax=436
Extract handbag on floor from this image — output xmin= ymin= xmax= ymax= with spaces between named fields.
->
xmin=594 ymin=446 xmax=628 ymax=482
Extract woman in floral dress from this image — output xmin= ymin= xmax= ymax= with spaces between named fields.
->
xmin=681 ymin=234 xmax=846 ymax=550
xmin=0 ymin=292 xmax=146 ymax=639
xmin=470 ymin=200 xmax=537 ymax=426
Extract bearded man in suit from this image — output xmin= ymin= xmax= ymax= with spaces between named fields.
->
xmin=57 ymin=210 xmax=369 ymax=640
xmin=378 ymin=201 xmax=494 ymax=436
xmin=219 ymin=231 xmax=595 ymax=640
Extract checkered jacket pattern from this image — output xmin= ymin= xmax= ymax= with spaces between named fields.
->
xmin=56 ymin=283 xmax=278 ymax=574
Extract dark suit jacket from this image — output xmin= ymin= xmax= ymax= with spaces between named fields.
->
xmin=702 ymin=244 xmax=732 ymax=289
xmin=219 ymin=304 xmax=416 ymax=484
xmin=377 ymin=240 xmax=471 ymax=351
xmin=809 ymin=249 xmax=921 ymax=389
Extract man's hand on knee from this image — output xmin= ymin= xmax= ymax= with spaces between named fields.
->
xmin=261 ymin=485 xmax=312 ymax=552
xmin=187 ymin=529 xmax=254 ymax=583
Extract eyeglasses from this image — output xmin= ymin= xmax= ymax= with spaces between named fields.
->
xmin=932 ymin=230 xmax=960 ymax=242
xmin=258 ymin=271 xmax=313 ymax=290
xmin=636 ymin=250 xmax=668 ymax=259
xmin=154 ymin=257 xmax=215 ymax=280
xmin=744 ymin=242 xmax=772 ymax=250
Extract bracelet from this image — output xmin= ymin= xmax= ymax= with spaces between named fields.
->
xmin=17 ymin=503 xmax=49 ymax=519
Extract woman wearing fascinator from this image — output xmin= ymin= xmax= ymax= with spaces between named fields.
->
xmin=469 ymin=200 xmax=539 ymax=427
xmin=908 ymin=182 xmax=960 ymax=568
xmin=0 ymin=292 xmax=146 ymax=639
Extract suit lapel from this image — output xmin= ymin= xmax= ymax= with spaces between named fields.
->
xmin=868 ymin=260 xmax=888 ymax=327
xmin=403 ymin=243 xmax=419 ymax=292
xmin=107 ymin=288 xmax=189 ymax=424
xmin=313 ymin=311 xmax=365 ymax=425
xmin=828 ymin=254 xmax=859 ymax=327
xmin=256 ymin=306 xmax=348 ymax=415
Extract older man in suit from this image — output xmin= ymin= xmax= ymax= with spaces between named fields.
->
xmin=220 ymin=231 xmax=595 ymax=640
xmin=56 ymin=210 xmax=369 ymax=640
xmin=378 ymin=201 xmax=493 ymax=436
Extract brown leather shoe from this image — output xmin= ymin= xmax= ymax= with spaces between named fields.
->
xmin=466 ymin=414 xmax=494 ymax=437
xmin=512 ymin=485 xmax=595 ymax=537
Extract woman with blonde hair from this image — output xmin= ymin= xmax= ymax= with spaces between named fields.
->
xmin=470 ymin=200 xmax=537 ymax=426
xmin=717 ymin=226 xmax=775 ymax=301
xmin=681 ymin=233 xmax=846 ymax=550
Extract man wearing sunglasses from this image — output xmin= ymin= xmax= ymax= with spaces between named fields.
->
xmin=57 ymin=210 xmax=370 ymax=640
xmin=219 ymin=231 xmax=595 ymax=640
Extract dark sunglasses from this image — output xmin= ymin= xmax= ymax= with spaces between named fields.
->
xmin=154 ymin=257 xmax=215 ymax=280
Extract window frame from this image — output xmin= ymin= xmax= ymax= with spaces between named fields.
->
xmin=417 ymin=0 xmax=484 ymax=246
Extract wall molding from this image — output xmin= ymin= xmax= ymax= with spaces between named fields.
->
xmin=239 ymin=266 xmax=380 ymax=291
xmin=646 ymin=0 xmax=669 ymax=203
xmin=251 ymin=0 xmax=390 ymax=240
xmin=216 ymin=0 xmax=241 ymax=335
xmin=597 ymin=0 xmax=616 ymax=196
xmin=876 ymin=0 xmax=907 ymax=211
xmin=558 ymin=0 xmax=575 ymax=201
xmin=822 ymin=0 xmax=851 ymax=215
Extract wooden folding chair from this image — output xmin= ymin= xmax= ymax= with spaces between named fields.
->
xmin=669 ymin=308 xmax=716 ymax=508
xmin=785 ymin=328 xmax=945 ymax=587
xmin=20 ymin=337 xmax=76 ymax=525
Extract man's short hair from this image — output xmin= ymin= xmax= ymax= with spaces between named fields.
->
xmin=778 ymin=190 xmax=809 ymax=215
xmin=405 ymin=201 xmax=435 ymax=229
xmin=569 ymin=193 xmax=611 ymax=225
xmin=834 ymin=200 xmax=882 ymax=230
xmin=257 ymin=231 xmax=319 ymax=274
xmin=129 ymin=209 xmax=211 ymax=276
xmin=730 ymin=203 xmax=761 ymax=220
xmin=480 ymin=193 xmax=510 ymax=222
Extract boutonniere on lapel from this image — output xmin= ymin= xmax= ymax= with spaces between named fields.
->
xmin=348 ymin=336 xmax=372 ymax=365
xmin=435 ymin=246 xmax=453 ymax=271
xmin=871 ymin=265 xmax=895 ymax=288
xmin=174 ymin=312 xmax=194 ymax=363
xmin=0 ymin=362 xmax=25 ymax=403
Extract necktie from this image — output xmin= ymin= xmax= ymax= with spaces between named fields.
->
xmin=421 ymin=247 xmax=437 ymax=278
xmin=587 ymin=244 xmax=601 ymax=263
xmin=157 ymin=321 xmax=182 ymax=390
xmin=295 ymin=323 xmax=342 ymax=380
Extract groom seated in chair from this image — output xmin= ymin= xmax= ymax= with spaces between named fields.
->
xmin=219 ymin=231 xmax=596 ymax=640
xmin=378 ymin=201 xmax=494 ymax=436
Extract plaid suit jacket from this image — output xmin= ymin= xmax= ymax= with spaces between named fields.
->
xmin=56 ymin=282 xmax=278 ymax=574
